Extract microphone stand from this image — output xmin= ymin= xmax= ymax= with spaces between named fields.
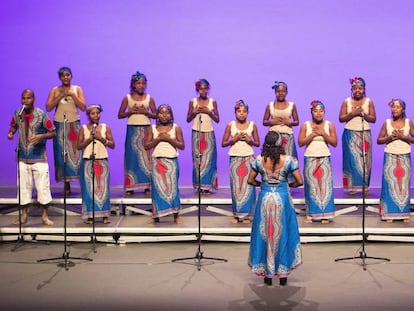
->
xmin=90 ymin=126 xmax=97 ymax=253
xmin=12 ymin=114 xmax=27 ymax=251
xmin=88 ymin=124 xmax=116 ymax=249
xmin=172 ymin=111 xmax=227 ymax=270
xmin=12 ymin=111 xmax=48 ymax=251
xmin=38 ymin=113 xmax=92 ymax=269
xmin=335 ymin=112 xmax=389 ymax=270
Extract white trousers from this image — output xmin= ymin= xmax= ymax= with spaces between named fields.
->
xmin=18 ymin=161 xmax=52 ymax=206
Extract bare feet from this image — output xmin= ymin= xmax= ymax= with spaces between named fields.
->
xmin=125 ymin=190 xmax=133 ymax=196
xmin=231 ymin=218 xmax=250 ymax=224
xmin=321 ymin=219 xmax=330 ymax=224
xmin=386 ymin=219 xmax=393 ymax=223
xmin=304 ymin=218 xmax=313 ymax=224
xmin=103 ymin=217 xmax=111 ymax=224
xmin=42 ymin=217 xmax=54 ymax=226
xmin=174 ymin=216 xmax=183 ymax=224
xmin=147 ymin=217 xmax=160 ymax=224
xmin=403 ymin=219 xmax=410 ymax=223
xmin=13 ymin=214 xmax=28 ymax=225
xmin=173 ymin=213 xmax=183 ymax=224
xmin=84 ymin=218 xmax=93 ymax=225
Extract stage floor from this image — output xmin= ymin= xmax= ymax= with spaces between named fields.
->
xmin=1 ymin=185 xmax=414 ymax=243
xmin=1 ymin=241 xmax=413 ymax=311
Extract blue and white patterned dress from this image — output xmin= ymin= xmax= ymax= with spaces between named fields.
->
xmin=150 ymin=124 xmax=181 ymax=218
xmin=249 ymin=155 xmax=302 ymax=278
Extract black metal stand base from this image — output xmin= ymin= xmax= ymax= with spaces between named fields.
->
xmin=172 ymin=235 xmax=227 ymax=271
xmin=335 ymin=249 xmax=390 ymax=271
xmin=172 ymin=251 xmax=228 ymax=271
xmin=89 ymin=234 xmax=119 ymax=253
xmin=38 ymin=251 xmax=92 ymax=270
xmin=12 ymin=234 xmax=49 ymax=252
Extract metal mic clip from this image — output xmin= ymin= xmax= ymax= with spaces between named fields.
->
xmin=91 ymin=123 xmax=97 ymax=136
xmin=18 ymin=105 xmax=26 ymax=118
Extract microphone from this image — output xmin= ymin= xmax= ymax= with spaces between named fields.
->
xmin=18 ymin=105 xmax=26 ymax=117
xmin=91 ymin=123 xmax=97 ymax=136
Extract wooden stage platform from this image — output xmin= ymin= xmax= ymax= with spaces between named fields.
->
xmin=1 ymin=185 xmax=414 ymax=243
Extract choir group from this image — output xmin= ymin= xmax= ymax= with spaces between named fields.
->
xmin=7 ymin=67 xmax=413 ymax=286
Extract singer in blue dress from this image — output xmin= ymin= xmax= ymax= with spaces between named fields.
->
xmin=377 ymin=99 xmax=414 ymax=223
xmin=186 ymin=79 xmax=220 ymax=193
xmin=117 ymin=71 xmax=156 ymax=196
xmin=248 ymin=131 xmax=303 ymax=286
xmin=298 ymin=100 xmax=338 ymax=224
xmin=46 ymin=67 xmax=86 ymax=195
xmin=338 ymin=77 xmax=376 ymax=196
xmin=77 ymin=105 xmax=115 ymax=224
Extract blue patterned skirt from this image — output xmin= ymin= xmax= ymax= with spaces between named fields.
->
xmin=304 ymin=156 xmax=335 ymax=220
xmin=342 ymin=129 xmax=372 ymax=191
xmin=124 ymin=125 xmax=151 ymax=191
xmin=80 ymin=158 xmax=111 ymax=219
xmin=191 ymin=130 xmax=218 ymax=191
xmin=53 ymin=121 xmax=81 ymax=182
xmin=249 ymin=183 xmax=302 ymax=278
xmin=379 ymin=153 xmax=411 ymax=220
xmin=151 ymin=157 xmax=181 ymax=218
xmin=229 ymin=156 xmax=256 ymax=219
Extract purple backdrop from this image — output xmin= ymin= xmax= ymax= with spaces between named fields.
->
xmin=1 ymin=0 xmax=414 ymax=187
